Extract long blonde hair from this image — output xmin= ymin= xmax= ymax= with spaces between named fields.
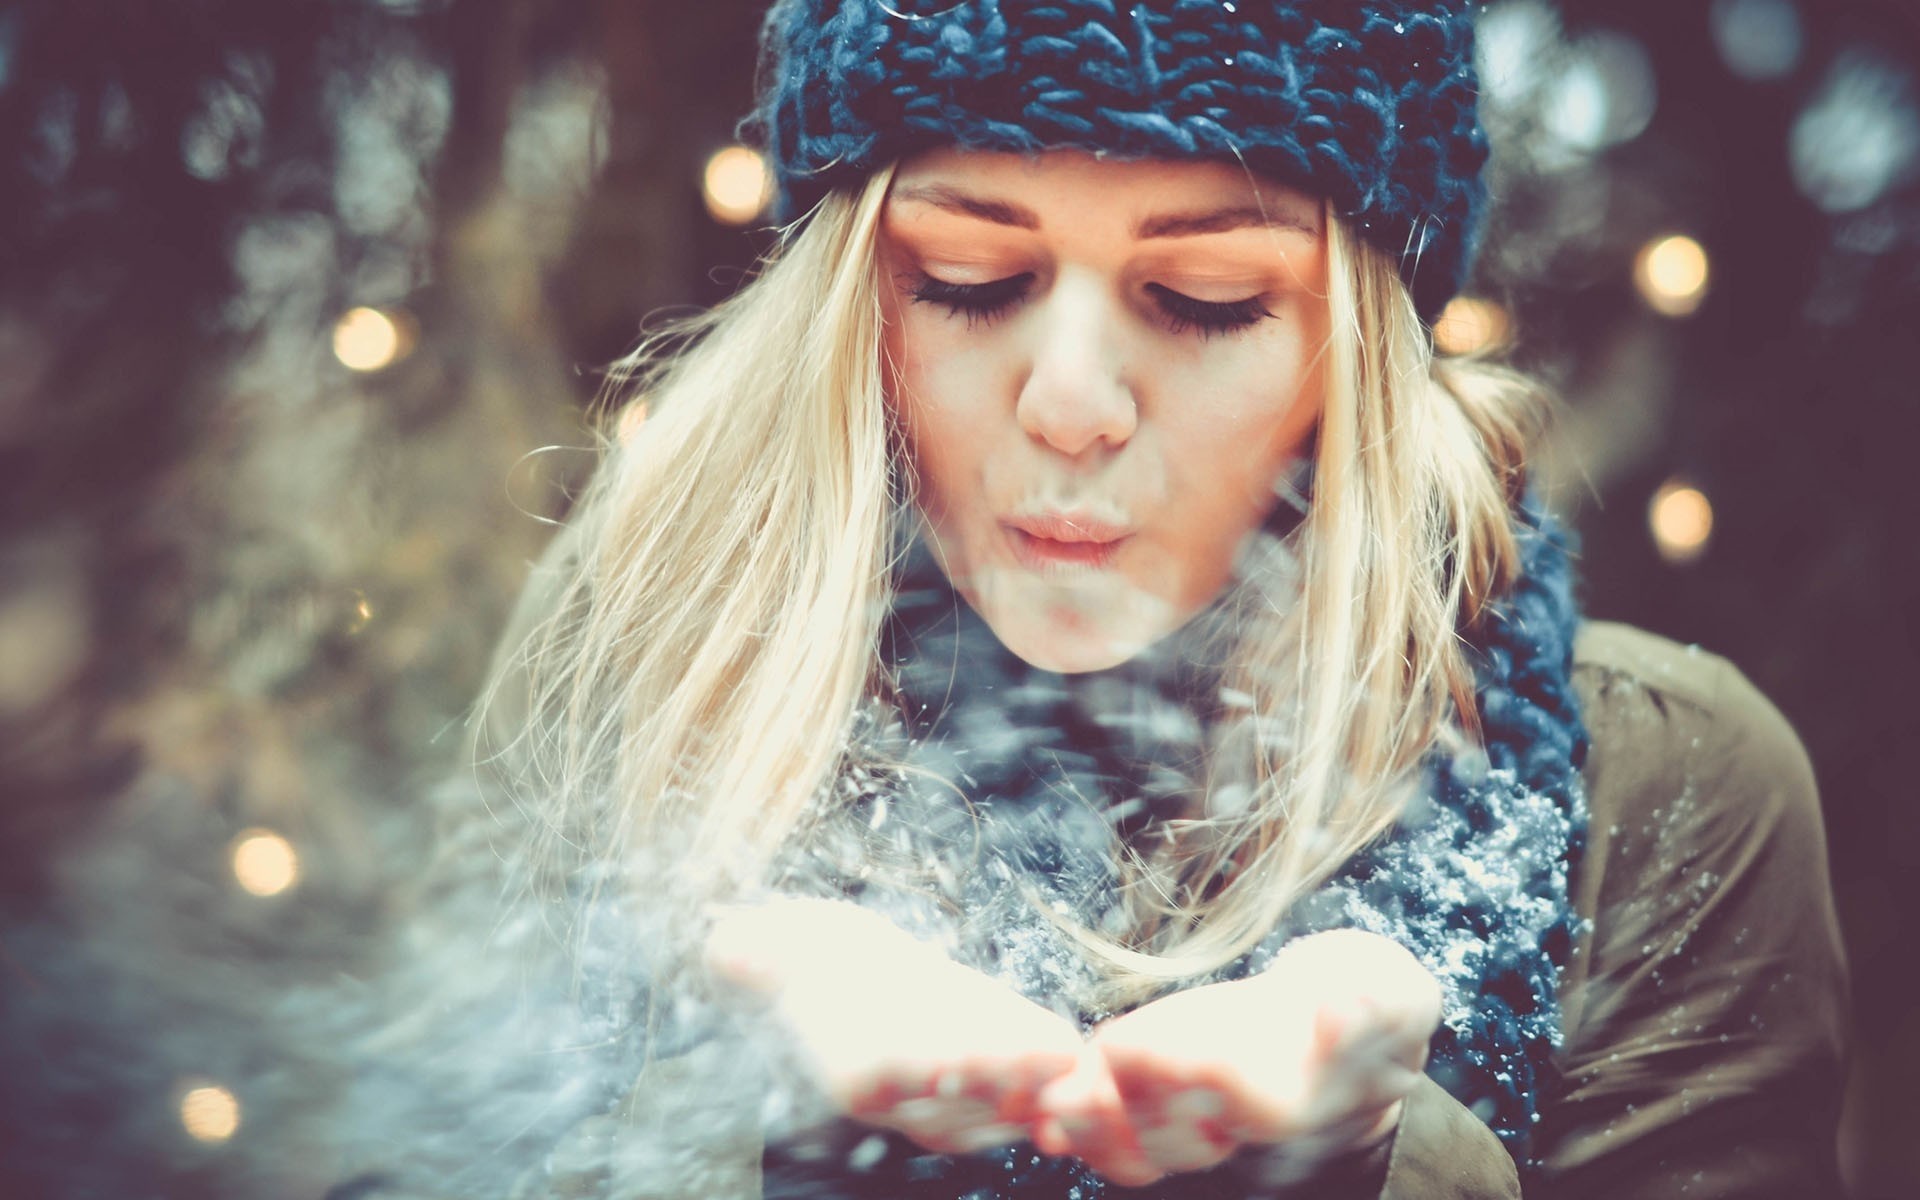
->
xmin=480 ymin=163 xmax=1544 ymax=1005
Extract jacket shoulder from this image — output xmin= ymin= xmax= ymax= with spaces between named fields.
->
xmin=1573 ymin=619 xmax=1737 ymax=714
xmin=1570 ymin=619 xmax=1820 ymax=846
xmin=1542 ymin=621 xmax=1849 ymax=1195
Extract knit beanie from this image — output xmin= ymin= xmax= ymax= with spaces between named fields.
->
xmin=742 ymin=0 xmax=1492 ymax=321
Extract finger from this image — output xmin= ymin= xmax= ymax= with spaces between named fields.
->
xmin=1035 ymin=1056 xmax=1163 ymax=1186
xmin=1133 ymin=1116 xmax=1235 ymax=1176
xmin=944 ymin=1122 xmax=1034 ymax=1153
xmin=1031 ymin=1114 xmax=1071 ymax=1157
xmin=842 ymin=1069 xmax=914 ymax=1117
xmin=871 ymin=1091 xmax=1010 ymax=1156
xmin=1109 ymin=1059 xmax=1181 ymax=1110
xmin=1079 ymin=1132 xmax=1167 ymax=1190
xmin=989 ymin=1045 xmax=1083 ymax=1120
xmin=1307 ymin=1057 xmax=1423 ymax=1130
xmin=1315 ymin=1097 xmax=1404 ymax=1151
xmin=1311 ymin=1002 xmax=1351 ymax=1058
xmin=1163 ymin=1086 xmax=1228 ymax=1127
xmin=885 ymin=1094 xmax=1000 ymax=1139
xmin=1034 ymin=1045 xmax=1107 ymax=1111
xmin=862 ymin=1055 xmax=1073 ymax=1154
xmin=1238 ymin=1098 xmax=1404 ymax=1182
xmin=1091 ymin=1035 xmax=1191 ymax=1114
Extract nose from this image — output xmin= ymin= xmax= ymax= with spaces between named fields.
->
xmin=1015 ymin=273 xmax=1137 ymax=458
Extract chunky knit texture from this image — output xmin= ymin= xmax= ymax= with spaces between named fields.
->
xmin=761 ymin=502 xmax=1589 ymax=1197
xmin=744 ymin=0 xmax=1492 ymax=319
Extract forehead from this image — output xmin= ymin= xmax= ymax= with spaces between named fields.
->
xmin=885 ymin=147 xmax=1324 ymax=239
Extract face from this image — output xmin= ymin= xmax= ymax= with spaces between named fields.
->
xmin=878 ymin=148 xmax=1330 ymax=673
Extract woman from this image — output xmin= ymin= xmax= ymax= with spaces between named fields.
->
xmin=483 ymin=2 xmax=1849 ymax=1196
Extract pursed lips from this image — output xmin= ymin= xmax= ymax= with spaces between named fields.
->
xmin=1002 ymin=512 xmax=1133 ymax=568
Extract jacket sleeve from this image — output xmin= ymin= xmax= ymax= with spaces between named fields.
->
xmin=1213 ymin=1071 xmax=1511 ymax=1198
xmin=1288 ymin=627 xmax=1850 ymax=1200
xmin=1528 ymin=626 xmax=1850 ymax=1198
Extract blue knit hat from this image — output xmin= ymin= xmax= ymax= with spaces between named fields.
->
xmin=742 ymin=0 xmax=1491 ymax=321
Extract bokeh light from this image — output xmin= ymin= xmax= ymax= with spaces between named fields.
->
xmin=1475 ymin=8 xmax=1658 ymax=171
xmin=1648 ymin=479 xmax=1715 ymax=565
xmin=1711 ymin=0 xmax=1804 ymax=82
xmin=1432 ymin=297 xmax=1513 ymax=356
xmin=332 ymin=306 xmax=414 ymax=372
xmin=702 ymin=144 xmax=772 ymax=226
xmin=231 ymin=829 xmax=299 ymax=897
xmin=1541 ymin=32 xmax=1658 ymax=159
xmin=1476 ymin=0 xmax=1560 ymax=111
xmin=1634 ymin=234 xmax=1711 ymax=317
xmin=345 ymin=590 xmax=373 ymax=635
xmin=178 ymin=1082 xmax=241 ymax=1144
xmin=1791 ymin=51 xmax=1920 ymax=214
xmin=0 ymin=14 xmax=18 ymax=92
xmin=0 ymin=566 xmax=89 ymax=719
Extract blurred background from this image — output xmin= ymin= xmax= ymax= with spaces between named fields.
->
xmin=0 ymin=0 xmax=1914 ymax=1195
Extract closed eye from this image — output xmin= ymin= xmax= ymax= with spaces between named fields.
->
xmin=1145 ymin=283 xmax=1273 ymax=338
xmin=904 ymin=272 xmax=1031 ymax=329
xmin=903 ymin=272 xmax=1273 ymax=338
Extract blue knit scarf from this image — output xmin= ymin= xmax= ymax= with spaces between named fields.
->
xmin=762 ymin=504 xmax=1587 ymax=1197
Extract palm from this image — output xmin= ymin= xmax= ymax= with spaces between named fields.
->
xmin=706 ymin=898 xmax=1086 ymax=1153
xmin=1039 ymin=931 xmax=1441 ymax=1186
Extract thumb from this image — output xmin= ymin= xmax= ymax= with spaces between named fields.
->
xmin=1032 ymin=1045 xmax=1122 ymax=1153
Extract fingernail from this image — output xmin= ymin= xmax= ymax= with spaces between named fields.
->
xmin=951 ymin=1123 xmax=1027 ymax=1151
xmin=1166 ymin=1088 xmax=1224 ymax=1121
xmin=1052 ymin=1113 xmax=1097 ymax=1143
xmin=890 ymin=1098 xmax=947 ymax=1124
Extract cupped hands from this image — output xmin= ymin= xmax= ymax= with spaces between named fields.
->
xmin=705 ymin=899 xmax=1440 ymax=1187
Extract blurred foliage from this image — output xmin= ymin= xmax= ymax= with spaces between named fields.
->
xmin=0 ymin=0 xmax=1915 ymax=1196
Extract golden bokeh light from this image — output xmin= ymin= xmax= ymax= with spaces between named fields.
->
xmin=703 ymin=145 xmax=773 ymax=226
xmin=179 ymin=1083 xmax=241 ymax=1144
xmin=1634 ymin=234 xmax=1711 ymax=317
xmin=231 ymin=828 xmax=300 ymax=897
xmin=1648 ymin=479 xmax=1715 ymax=564
xmin=332 ymin=306 xmax=416 ymax=372
xmin=345 ymin=589 xmax=373 ymax=635
xmin=1432 ymin=296 xmax=1513 ymax=356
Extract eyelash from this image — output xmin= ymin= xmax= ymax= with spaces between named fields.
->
xmin=905 ymin=273 xmax=1273 ymax=338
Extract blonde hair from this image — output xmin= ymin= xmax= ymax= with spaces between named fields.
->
xmin=1077 ymin=215 xmax=1539 ymax=1002
xmin=480 ymin=165 xmax=1545 ymax=1005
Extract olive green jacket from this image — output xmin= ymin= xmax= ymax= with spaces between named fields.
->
xmin=1371 ymin=621 xmax=1851 ymax=1197
xmin=522 ymin=620 xmax=1851 ymax=1200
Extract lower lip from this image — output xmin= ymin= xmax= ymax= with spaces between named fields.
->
xmin=1006 ymin=527 xmax=1130 ymax=570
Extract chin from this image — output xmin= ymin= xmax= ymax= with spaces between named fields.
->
xmin=983 ymin=601 xmax=1172 ymax=674
xmin=960 ymin=564 xmax=1186 ymax=674
xmin=998 ymin=627 xmax=1140 ymax=673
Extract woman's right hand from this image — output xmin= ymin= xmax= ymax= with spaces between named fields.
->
xmin=705 ymin=897 xmax=1092 ymax=1155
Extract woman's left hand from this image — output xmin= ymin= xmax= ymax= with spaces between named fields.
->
xmin=1032 ymin=929 xmax=1443 ymax=1188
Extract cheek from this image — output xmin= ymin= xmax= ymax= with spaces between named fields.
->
xmin=1164 ymin=349 xmax=1320 ymax=512
xmin=884 ymin=318 xmax=983 ymax=521
xmin=1144 ymin=349 xmax=1321 ymax=606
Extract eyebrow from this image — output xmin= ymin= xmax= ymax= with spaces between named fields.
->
xmin=889 ymin=184 xmax=1319 ymax=240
